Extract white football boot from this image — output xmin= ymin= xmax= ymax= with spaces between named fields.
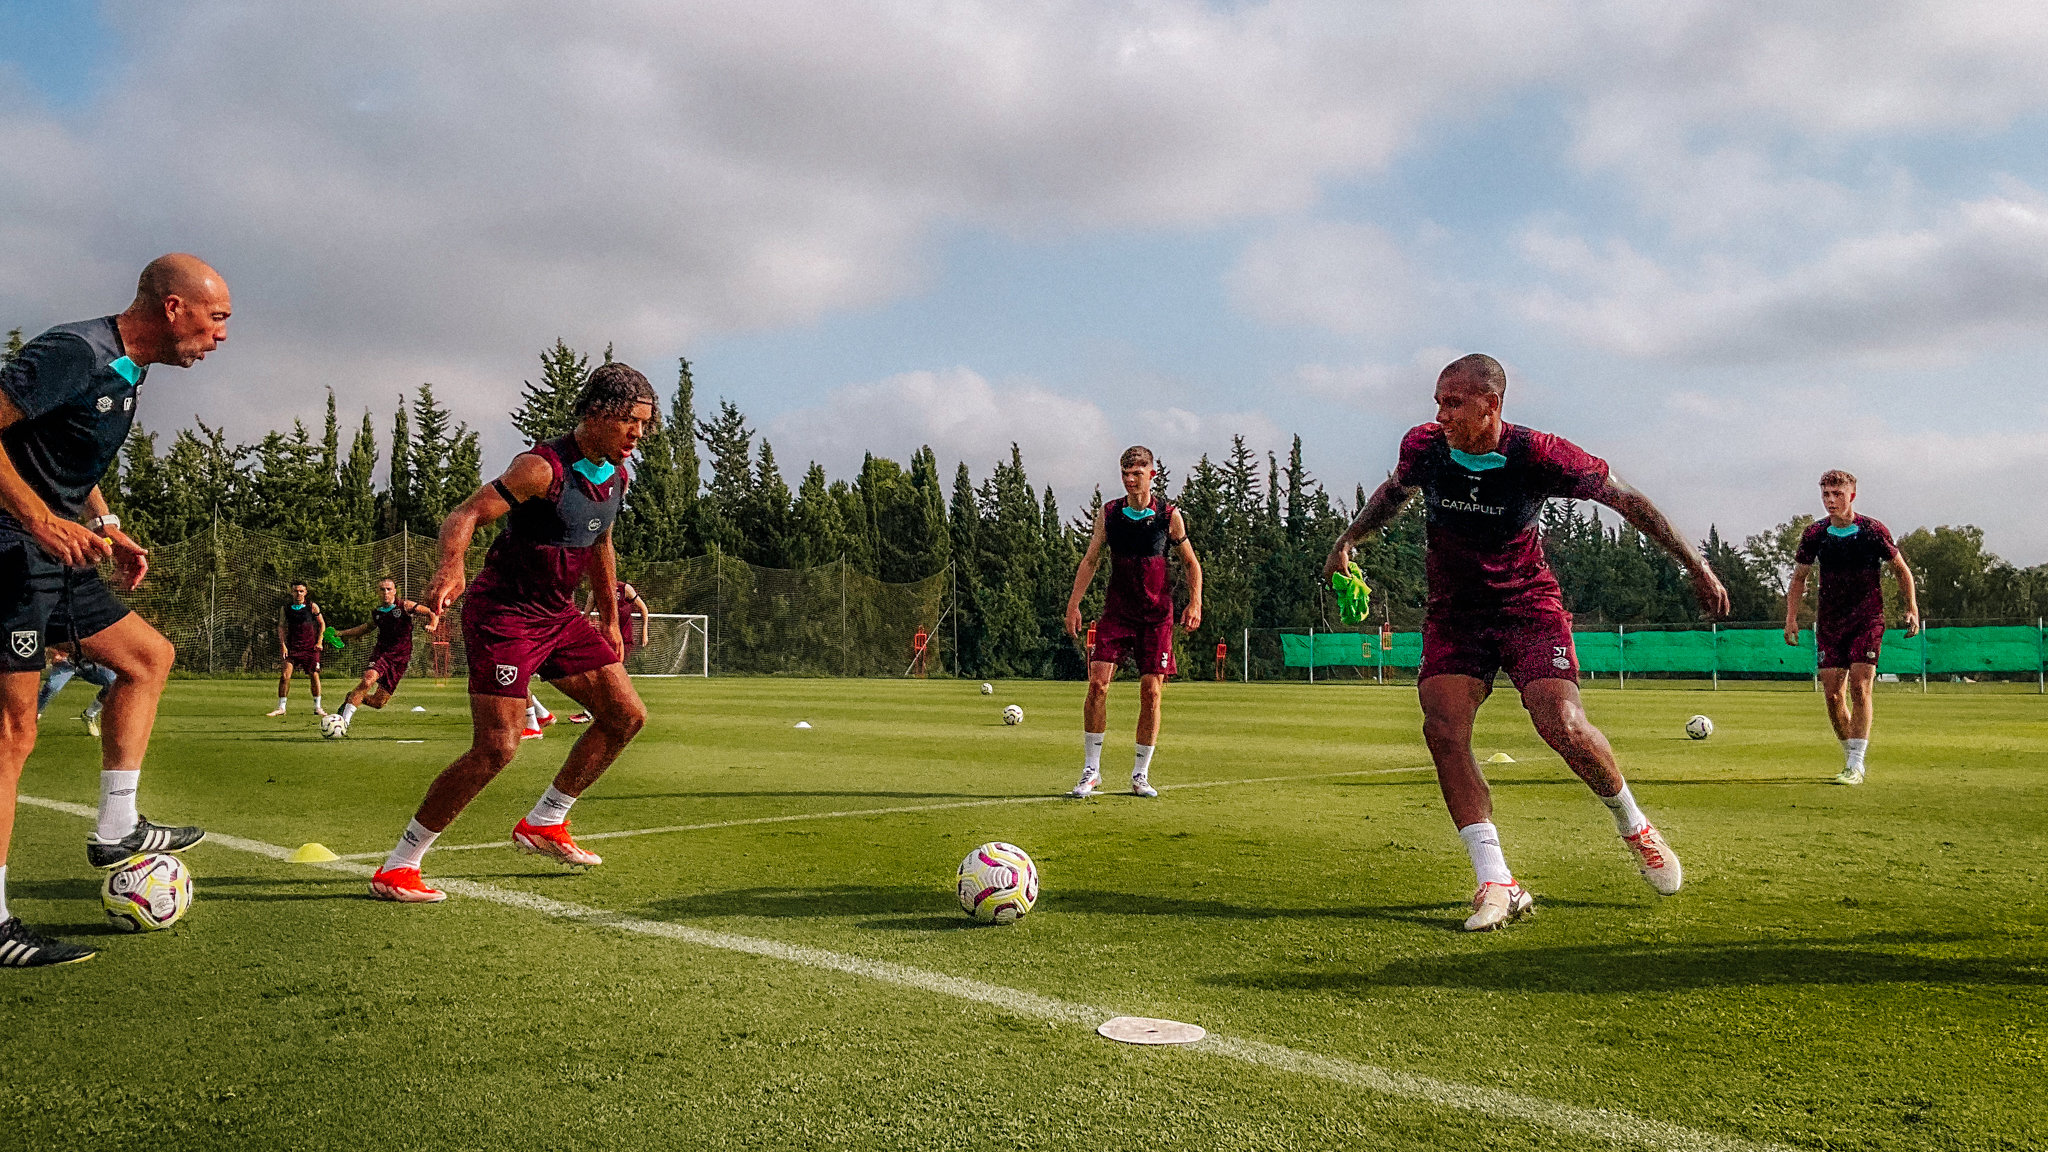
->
xmin=1832 ymin=766 xmax=1865 ymax=786
xmin=1622 ymin=824 xmax=1683 ymax=895
xmin=1066 ymin=767 xmax=1101 ymax=798
xmin=1130 ymin=775 xmax=1158 ymax=798
xmin=1463 ymin=882 xmax=1534 ymax=931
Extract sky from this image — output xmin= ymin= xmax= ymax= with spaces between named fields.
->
xmin=5 ymin=0 xmax=2048 ymax=562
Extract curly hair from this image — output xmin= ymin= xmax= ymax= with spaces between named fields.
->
xmin=1119 ymin=445 xmax=1156 ymax=469
xmin=575 ymin=362 xmax=659 ymax=423
xmin=1819 ymin=469 xmax=1857 ymax=490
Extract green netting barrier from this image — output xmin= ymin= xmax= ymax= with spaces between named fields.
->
xmin=1280 ymin=622 xmax=2046 ymax=678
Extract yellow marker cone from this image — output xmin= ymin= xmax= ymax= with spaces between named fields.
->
xmin=1485 ymin=753 xmax=1516 ymax=764
xmin=288 ymin=842 xmax=339 ymax=863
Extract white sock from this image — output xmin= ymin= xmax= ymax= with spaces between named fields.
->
xmin=525 ymin=706 xmax=539 ymax=731
xmin=0 ymin=864 xmax=9 ymax=921
xmin=1844 ymin=738 xmax=1867 ymax=770
xmin=313 ymin=695 xmax=323 ymax=712
xmin=1132 ymin=743 xmax=1155 ymax=781
xmin=526 ymin=785 xmax=577 ymax=827
xmin=84 ymin=699 xmax=104 ymax=720
xmin=383 ymin=819 xmax=439 ymax=872
xmin=1599 ymin=784 xmax=1650 ymax=836
xmin=96 ymin=770 xmax=140 ymax=840
xmin=1459 ymin=821 xmax=1513 ymax=886
xmin=340 ymin=703 xmax=357 ymax=726
xmin=276 ymin=696 xmax=287 ymax=711
xmin=531 ymin=696 xmax=552 ymax=722
xmin=1082 ymin=732 xmax=1104 ymax=775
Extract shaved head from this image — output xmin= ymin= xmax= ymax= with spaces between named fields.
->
xmin=1439 ymin=353 xmax=1507 ymax=397
xmin=134 ymin=253 xmax=223 ymax=308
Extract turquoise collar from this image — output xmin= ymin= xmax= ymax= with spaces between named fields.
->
xmin=1121 ymin=502 xmax=1156 ymax=521
xmin=1449 ymin=447 xmax=1506 ymax=472
xmin=571 ymin=457 xmax=616 ymax=485
xmin=109 ymin=356 xmax=141 ymax=385
xmin=1826 ymin=522 xmax=1859 ymax=538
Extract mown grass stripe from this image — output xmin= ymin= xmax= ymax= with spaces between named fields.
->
xmin=21 ymin=791 xmax=1789 ymax=1152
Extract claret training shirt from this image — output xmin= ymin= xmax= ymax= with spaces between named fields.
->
xmin=1794 ymin=516 xmax=1897 ymax=632
xmin=1394 ymin=422 xmax=1610 ymax=618
xmin=0 ymin=317 xmax=143 ymax=531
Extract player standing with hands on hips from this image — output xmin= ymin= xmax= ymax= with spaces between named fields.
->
xmin=1323 ymin=354 xmax=1728 ymax=931
xmin=369 ymin=364 xmax=654 ymax=903
xmin=1064 ymin=446 xmax=1202 ymax=799
xmin=0 ymin=254 xmax=229 ymax=965
xmin=1784 ymin=470 xmax=1918 ymax=786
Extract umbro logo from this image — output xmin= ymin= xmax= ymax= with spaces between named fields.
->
xmin=10 ymin=630 xmax=37 ymax=659
xmin=495 ymin=664 xmax=519 ymax=687
xmin=95 ymin=396 xmax=113 ymax=413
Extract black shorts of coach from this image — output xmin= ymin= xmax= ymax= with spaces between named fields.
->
xmin=0 ymin=532 xmax=134 ymax=673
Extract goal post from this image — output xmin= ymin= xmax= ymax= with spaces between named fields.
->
xmin=589 ymin=612 xmax=709 ymax=677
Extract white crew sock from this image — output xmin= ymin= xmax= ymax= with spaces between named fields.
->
xmin=525 ymin=705 xmax=540 ymax=731
xmin=1082 ymin=732 xmax=1105 ymax=775
xmin=275 ymin=696 xmax=287 ymax=711
xmin=382 ymin=819 xmax=439 ymax=872
xmin=84 ymin=697 xmax=104 ymax=720
xmin=1132 ymin=743 xmax=1155 ymax=781
xmin=0 ymin=864 xmax=9 ymax=921
xmin=96 ymin=770 xmax=140 ymax=840
xmin=526 ymin=785 xmax=577 ymax=828
xmin=1843 ymin=738 xmax=1867 ymax=771
xmin=313 ymin=695 xmax=323 ymax=712
xmin=340 ymin=703 xmax=358 ymax=726
xmin=1458 ymin=821 xmax=1513 ymax=886
xmin=530 ymin=695 xmax=552 ymax=722
xmin=1599 ymin=784 xmax=1650 ymax=837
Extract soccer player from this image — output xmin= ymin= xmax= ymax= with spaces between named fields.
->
xmin=569 ymin=580 xmax=647 ymax=724
xmin=521 ymin=692 xmax=556 ymax=741
xmin=37 ymin=647 xmax=117 ymax=737
xmin=1322 ymin=354 xmax=1729 ymax=932
xmin=332 ymin=578 xmax=437 ymax=735
xmin=1784 ymin=470 xmax=1919 ymax=786
xmin=267 ymin=582 xmax=327 ymax=717
xmin=1062 ymin=446 xmax=1203 ymax=799
xmin=0 ymin=253 xmax=227 ymax=966
xmin=369 ymin=363 xmax=654 ymax=903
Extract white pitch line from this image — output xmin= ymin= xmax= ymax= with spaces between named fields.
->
xmin=19 ymin=792 xmax=1787 ymax=1152
xmin=326 ymin=764 xmax=1438 ymax=860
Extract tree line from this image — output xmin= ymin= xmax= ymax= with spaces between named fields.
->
xmin=8 ymin=329 xmax=2048 ymax=678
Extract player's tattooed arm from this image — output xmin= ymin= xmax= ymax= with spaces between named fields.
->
xmin=1322 ymin=477 xmax=1415 ymax=581
xmin=1170 ymin=507 xmax=1203 ymax=632
xmin=1595 ymin=475 xmax=1731 ymax=619
xmin=427 ymin=452 xmax=552 ymax=613
xmin=1065 ymin=506 xmax=1109 ymax=637
xmin=1889 ymin=554 xmax=1921 ymax=636
xmin=0 ymin=392 xmax=115 ymax=569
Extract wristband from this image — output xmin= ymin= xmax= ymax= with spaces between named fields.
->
xmin=88 ymin=514 xmax=120 ymax=531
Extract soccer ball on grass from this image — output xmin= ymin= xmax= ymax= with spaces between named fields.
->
xmin=102 ymin=852 xmax=193 ymax=932
xmin=320 ymin=712 xmax=347 ymax=739
xmin=1685 ymin=714 xmax=1713 ymax=740
xmin=957 ymin=842 xmax=1038 ymax=924
xmin=1002 ymin=704 xmax=1023 ymax=725
xmin=980 ymin=683 xmax=993 ymax=695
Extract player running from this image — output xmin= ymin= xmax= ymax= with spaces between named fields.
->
xmin=38 ymin=647 xmax=117 ymax=737
xmin=331 ymin=578 xmax=437 ymax=735
xmin=1063 ymin=446 xmax=1203 ymax=799
xmin=267 ymin=582 xmax=328 ymax=717
xmin=369 ymin=363 xmax=654 ymax=903
xmin=0 ymin=254 xmax=228 ymax=966
xmin=569 ymin=580 xmax=647 ymax=724
xmin=1323 ymin=354 xmax=1728 ymax=932
xmin=1784 ymin=470 xmax=1919 ymax=786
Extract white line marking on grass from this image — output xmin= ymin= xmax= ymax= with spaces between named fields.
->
xmin=326 ymin=764 xmax=1438 ymax=860
xmin=21 ymin=792 xmax=1788 ymax=1152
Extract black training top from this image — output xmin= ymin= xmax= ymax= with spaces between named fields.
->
xmin=0 ymin=317 xmax=143 ymax=531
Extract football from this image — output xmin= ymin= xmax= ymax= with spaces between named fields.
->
xmin=102 ymin=852 xmax=193 ymax=933
xmin=980 ymin=683 xmax=993 ymax=695
xmin=957 ymin=841 xmax=1038 ymax=924
xmin=1002 ymin=704 xmax=1023 ymax=725
xmin=1686 ymin=714 xmax=1713 ymax=740
xmin=320 ymin=712 xmax=347 ymax=739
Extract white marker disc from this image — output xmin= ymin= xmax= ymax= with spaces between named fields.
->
xmin=1097 ymin=1016 xmax=1206 ymax=1045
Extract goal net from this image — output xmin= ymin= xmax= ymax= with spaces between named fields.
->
xmin=590 ymin=612 xmax=708 ymax=677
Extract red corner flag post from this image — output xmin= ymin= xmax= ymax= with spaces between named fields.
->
xmin=911 ymin=628 xmax=929 ymax=678
xmin=1214 ymin=640 xmax=1227 ymax=681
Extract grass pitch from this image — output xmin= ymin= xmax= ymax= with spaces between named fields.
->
xmin=4 ymin=676 xmax=2043 ymax=1151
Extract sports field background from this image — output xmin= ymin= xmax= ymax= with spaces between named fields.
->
xmin=4 ymin=677 xmax=2042 ymax=1150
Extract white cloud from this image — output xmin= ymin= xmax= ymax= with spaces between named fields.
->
xmin=1285 ymin=347 xmax=1461 ymax=408
xmin=1226 ymin=221 xmax=1426 ymax=334
xmin=1518 ymin=194 xmax=2048 ymax=363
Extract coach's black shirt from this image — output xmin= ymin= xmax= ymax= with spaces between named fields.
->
xmin=0 ymin=316 xmax=143 ymax=531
